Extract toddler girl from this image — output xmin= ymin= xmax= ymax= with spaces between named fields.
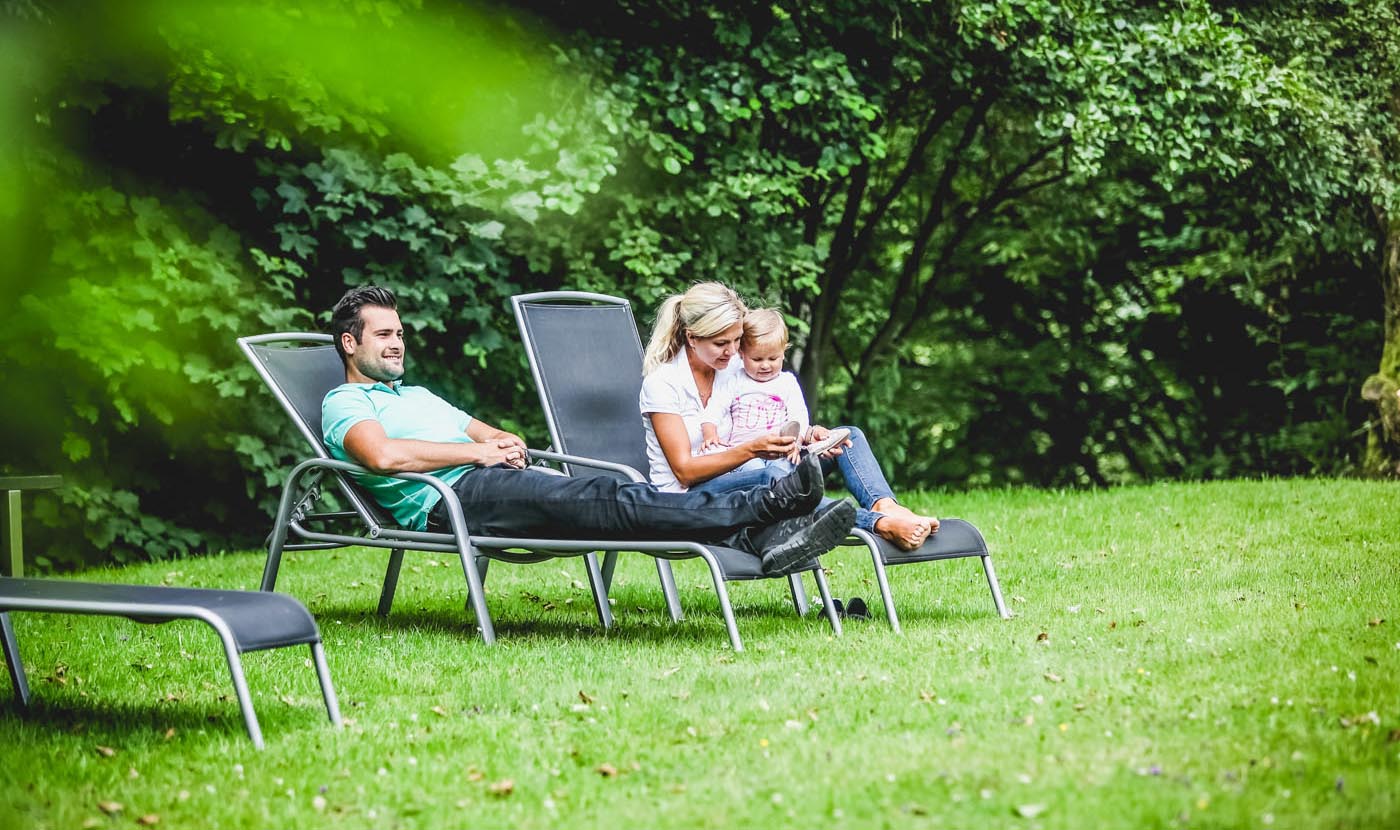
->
xmin=694 ymin=309 xmax=935 ymax=550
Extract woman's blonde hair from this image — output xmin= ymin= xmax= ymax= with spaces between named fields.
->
xmin=643 ymin=282 xmax=749 ymax=373
xmin=741 ymin=308 xmax=789 ymax=352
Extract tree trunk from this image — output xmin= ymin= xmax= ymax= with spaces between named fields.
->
xmin=1361 ymin=208 xmax=1400 ymax=476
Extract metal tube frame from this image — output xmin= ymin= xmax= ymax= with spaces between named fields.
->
xmin=0 ymin=600 xmax=341 ymax=750
xmin=849 ymin=528 xmax=1011 ymax=632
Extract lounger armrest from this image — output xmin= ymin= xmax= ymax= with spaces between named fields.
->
xmin=283 ymin=457 xmax=481 ymax=540
xmin=526 ymin=449 xmax=648 ymax=483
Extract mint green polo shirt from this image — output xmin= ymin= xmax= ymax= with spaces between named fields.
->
xmin=322 ymin=381 xmax=477 ymax=530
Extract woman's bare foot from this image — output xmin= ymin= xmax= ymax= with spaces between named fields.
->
xmin=872 ymin=498 xmax=940 ymax=534
xmin=874 ymin=514 xmax=931 ymax=551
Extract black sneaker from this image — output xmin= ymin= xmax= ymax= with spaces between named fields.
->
xmin=756 ymin=453 xmax=824 ymax=522
xmin=844 ymin=597 xmax=870 ymax=619
xmin=757 ymin=499 xmax=856 ymax=576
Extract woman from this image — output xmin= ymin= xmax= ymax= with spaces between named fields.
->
xmin=639 ymin=282 xmax=937 ymax=550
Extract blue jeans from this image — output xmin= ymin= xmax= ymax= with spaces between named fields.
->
xmin=690 ymin=458 xmax=793 ymax=496
xmin=427 ymin=466 xmax=777 ymax=545
xmin=691 ymin=426 xmax=895 ymax=532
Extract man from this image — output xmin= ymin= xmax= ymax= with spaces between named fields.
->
xmin=321 ymin=285 xmax=856 ymax=575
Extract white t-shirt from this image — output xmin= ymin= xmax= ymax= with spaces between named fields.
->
xmin=639 ymin=349 xmax=711 ymax=492
xmin=703 ymin=363 xmax=810 ymax=445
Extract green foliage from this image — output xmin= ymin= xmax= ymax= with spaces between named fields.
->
xmin=1 ymin=0 xmax=1397 ymax=567
xmin=1 ymin=152 xmax=305 ymax=567
xmin=0 ymin=0 xmax=593 ymax=566
xmin=525 ymin=0 xmax=1396 ymax=486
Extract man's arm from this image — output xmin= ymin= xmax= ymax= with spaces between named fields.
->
xmin=465 ymin=419 xmax=526 ymax=452
xmin=343 ymin=419 xmax=525 ymax=473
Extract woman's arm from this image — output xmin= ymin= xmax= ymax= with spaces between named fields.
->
xmin=649 ymin=412 xmax=796 ymax=488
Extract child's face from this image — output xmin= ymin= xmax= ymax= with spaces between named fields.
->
xmin=741 ymin=338 xmax=786 ymax=382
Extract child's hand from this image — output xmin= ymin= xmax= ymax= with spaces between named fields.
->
xmin=805 ymin=424 xmax=850 ymax=458
xmin=786 ymin=446 xmax=802 ymax=465
xmin=701 ymin=437 xmax=725 ymax=452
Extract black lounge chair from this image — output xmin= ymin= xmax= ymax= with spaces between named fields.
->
xmin=510 ymin=291 xmax=1009 ymax=633
xmin=240 ymin=333 xmax=835 ymax=650
xmin=239 ymin=333 xmax=623 ymax=646
xmin=0 ymin=577 xmax=340 ymax=749
xmin=510 ymin=291 xmax=847 ymax=642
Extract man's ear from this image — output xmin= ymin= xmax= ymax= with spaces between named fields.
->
xmin=340 ymin=331 xmax=358 ymax=355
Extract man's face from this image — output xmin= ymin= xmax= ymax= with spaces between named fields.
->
xmin=343 ymin=305 xmax=405 ymax=383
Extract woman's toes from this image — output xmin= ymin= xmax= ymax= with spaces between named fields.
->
xmin=876 ymin=516 xmax=927 ymax=551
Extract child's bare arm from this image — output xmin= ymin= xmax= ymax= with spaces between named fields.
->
xmin=700 ymin=422 xmax=724 ymax=451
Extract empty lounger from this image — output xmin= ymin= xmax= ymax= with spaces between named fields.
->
xmin=0 ymin=577 xmax=341 ymax=749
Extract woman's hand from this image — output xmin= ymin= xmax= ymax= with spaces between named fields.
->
xmin=744 ymin=432 xmax=799 ymax=460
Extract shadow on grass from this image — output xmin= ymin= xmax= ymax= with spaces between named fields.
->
xmin=304 ymin=591 xmax=832 ymax=650
xmin=0 ymin=691 xmax=323 ymax=748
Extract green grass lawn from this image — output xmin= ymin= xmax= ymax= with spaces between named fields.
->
xmin=1 ymin=479 xmax=1396 ymax=829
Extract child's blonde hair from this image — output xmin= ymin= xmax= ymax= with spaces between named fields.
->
xmin=642 ymin=282 xmax=748 ymax=374
xmin=741 ymin=308 xmax=789 ymax=352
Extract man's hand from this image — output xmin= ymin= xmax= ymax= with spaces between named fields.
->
xmin=465 ymin=423 xmax=528 ymax=469
xmin=479 ymin=438 xmax=528 ymax=469
xmin=487 ymin=430 xmax=526 ymax=450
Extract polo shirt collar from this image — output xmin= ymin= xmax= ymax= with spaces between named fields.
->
xmin=351 ymin=379 xmax=404 ymax=394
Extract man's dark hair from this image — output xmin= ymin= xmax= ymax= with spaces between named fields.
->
xmin=330 ymin=285 xmax=398 ymax=363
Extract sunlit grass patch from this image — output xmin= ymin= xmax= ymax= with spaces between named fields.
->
xmin=0 ymin=478 xmax=1396 ymax=829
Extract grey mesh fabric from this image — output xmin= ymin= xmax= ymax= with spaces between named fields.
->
xmin=0 ymin=578 xmax=320 ymax=652
xmin=513 ymin=300 xmax=651 ymax=478
xmin=245 ymin=341 xmax=346 ymax=458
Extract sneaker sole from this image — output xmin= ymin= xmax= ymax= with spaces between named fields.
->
xmin=804 ymin=427 xmax=851 ymax=457
xmin=762 ymin=501 xmax=856 ymax=575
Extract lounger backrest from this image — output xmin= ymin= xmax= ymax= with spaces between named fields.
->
xmin=511 ymin=292 xmax=651 ymax=480
xmin=237 ymin=333 xmax=389 ymax=525
xmin=238 ymin=335 xmax=344 ymax=458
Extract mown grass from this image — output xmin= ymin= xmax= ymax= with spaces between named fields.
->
xmin=1 ymin=479 xmax=1396 ymax=829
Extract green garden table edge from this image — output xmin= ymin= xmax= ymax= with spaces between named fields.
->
xmin=0 ymin=476 xmax=63 ymax=578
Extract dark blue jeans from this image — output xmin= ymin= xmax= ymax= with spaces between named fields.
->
xmin=426 ymin=466 xmax=770 ymax=544
xmin=691 ymin=426 xmax=895 ymax=532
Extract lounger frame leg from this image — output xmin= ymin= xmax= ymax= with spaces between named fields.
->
xmin=211 ymin=622 xmax=264 ymax=750
xmin=378 ymin=548 xmax=404 ymax=616
xmin=1 ymin=612 xmax=30 ymax=706
xmin=456 ymin=551 xmax=496 ymax=645
xmin=262 ymin=470 xmax=312 ymax=592
xmin=870 ymin=553 xmax=903 ymax=634
xmin=600 ymin=550 xmax=618 ymax=591
xmin=697 ymin=552 xmax=742 ymax=652
xmin=810 ymin=568 xmax=843 ymax=636
xmin=310 ymin=642 xmax=342 ymax=726
xmin=657 ymin=559 xmax=683 ymax=623
xmin=786 ymin=573 xmax=810 ymax=616
xmin=583 ymin=553 xmax=614 ymax=629
xmin=982 ymin=555 xmax=1011 ymax=619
